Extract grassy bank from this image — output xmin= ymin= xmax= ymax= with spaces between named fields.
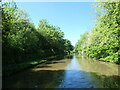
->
xmin=3 ymin=55 xmax=66 ymax=76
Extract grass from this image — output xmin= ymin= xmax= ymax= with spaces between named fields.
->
xmin=3 ymin=55 xmax=72 ymax=76
xmin=3 ymin=55 xmax=61 ymax=76
xmin=3 ymin=59 xmax=47 ymax=76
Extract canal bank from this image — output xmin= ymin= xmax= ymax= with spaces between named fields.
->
xmin=3 ymin=55 xmax=69 ymax=76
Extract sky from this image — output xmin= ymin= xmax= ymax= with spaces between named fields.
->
xmin=16 ymin=2 xmax=97 ymax=46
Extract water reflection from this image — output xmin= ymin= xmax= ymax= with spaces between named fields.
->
xmin=66 ymin=56 xmax=81 ymax=70
xmin=3 ymin=70 xmax=65 ymax=88
xmin=58 ymin=56 xmax=94 ymax=88
xmin=32 ymin=59 xmax=71 ymax=71
xmin=3 ymin=56 xmax=120 ymax=88
xmin=3 ymin=59 xmax=71 ymax=88
xmin=76 ymin=56 xmax=119 ymax=76
xmin=89 ymin=72 xmax=120 ymax=88
xmin=76 ymin=56 xmax=120 ymax=88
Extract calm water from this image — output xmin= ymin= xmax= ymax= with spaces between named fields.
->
xmin=3 ymin=56 xmax=120 ymax=88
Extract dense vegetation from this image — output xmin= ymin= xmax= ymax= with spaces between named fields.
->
xmin=2 ymin=2 xmax=73 ymax=67
xmin=75 ymin=1 xmax=120 ymax=64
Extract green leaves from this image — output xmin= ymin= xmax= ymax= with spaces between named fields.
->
xmin=37 ymin=19 xmax=73 ymax=56
xmin=75 ymin=1 xmax=120 ymax=63
xmin=2 ymin=1 xmax=73 ymax=66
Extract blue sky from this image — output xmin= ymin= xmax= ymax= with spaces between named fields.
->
xmin=16 ymin=2 xmax=97 ymax=46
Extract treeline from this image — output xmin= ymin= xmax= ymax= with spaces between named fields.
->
xmin=75 ymin=1 xmax=120 ymax=64
xmin=2 ymin=2 xmax=73 ymax=66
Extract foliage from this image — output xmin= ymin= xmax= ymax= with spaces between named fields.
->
xmin=2 ymin=2 xmax=73 ymax=67
xmin=75 ymin=1 xmax=120 ymax=63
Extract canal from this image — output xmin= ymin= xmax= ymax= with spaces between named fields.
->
xmin=3 ymin=56 xmax=120 ymax=88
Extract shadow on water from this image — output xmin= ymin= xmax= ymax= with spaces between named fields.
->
xmin=45 ymin=61 xmax=66 ymax=64
xmin=3 ymin=56 xmax=120 ymax=88
xmin=89 ymin=72 xmax=120 ymax=88
xmin=35 ymin=65 xmax=52 ymax=68
xmin=3 ymin=69 xmax=120 ymax=88
xmin=3 ymin=70 xmax=65 ymax=88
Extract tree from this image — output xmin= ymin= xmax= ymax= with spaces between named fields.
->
xmin=75 ymin=1 xmax=120 ymax=63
